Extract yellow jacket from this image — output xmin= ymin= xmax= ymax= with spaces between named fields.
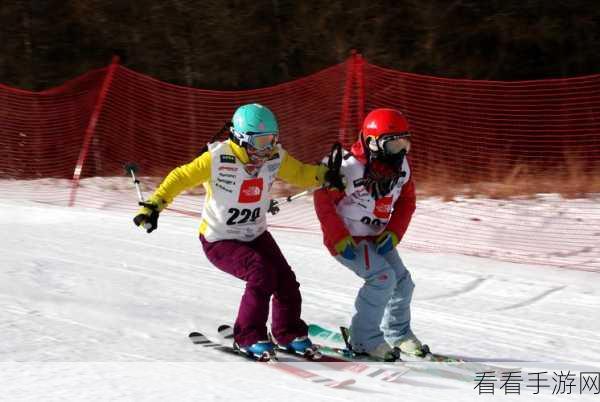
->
xmin=149 ymin=140 xmax=326 ymax=233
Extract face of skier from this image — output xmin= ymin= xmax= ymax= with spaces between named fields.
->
xmin=363 ymin=133 xmax=411 ymax=199
xmin=365 ymin=133 xmax=410 ymax=177
xmin=366 ymin=134 xmax=411 ymax=158
xmin=248 ymin=132 xmax=278 ymax=152
xmin=243 ymin=132 xmax=278 ymax=175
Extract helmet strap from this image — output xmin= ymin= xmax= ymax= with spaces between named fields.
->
xmin=229 ymin=124 xmax=247 ymax=148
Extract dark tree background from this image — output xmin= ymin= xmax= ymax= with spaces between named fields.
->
xmin=2 ymin=0 xmax=600 ymax=90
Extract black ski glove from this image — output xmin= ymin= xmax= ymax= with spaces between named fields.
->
xmin=133 ymin=196 xmax=165 ymax=233
xmin=324 ymin=142 xmax=345 ymax=191
xmin=268 ymin=199 xmax=280 ymax=215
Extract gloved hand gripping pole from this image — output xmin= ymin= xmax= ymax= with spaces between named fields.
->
xmin=124 ymin=162 xmax=154 ymax=231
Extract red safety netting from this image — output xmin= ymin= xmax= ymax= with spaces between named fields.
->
xmin=1 ymin=54 xmax=598 ymax=271
xmin=83 ymin=61 xmax=347 ymax=179
xmin=361 ymin=61 xmax=600 ymax=188
xmin=357 ymin=57 xmax=600 ymax=271
xmin=0 ymin=67 xmax=106 ymax=179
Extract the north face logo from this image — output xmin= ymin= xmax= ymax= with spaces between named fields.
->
xmin=373 ymin=196 xmax=393 ymax=219
xmin=238 ymin=178 xmax=264 ymax=203
xmin=243 ymin=186 xmax=260 ymax=197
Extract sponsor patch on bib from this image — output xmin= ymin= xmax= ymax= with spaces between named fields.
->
xmin=220 ymin=154 xmax=236 ymax=164
xmin=353 ymin=178 xmax=367 ymax=187
xmin=373 ymin=196 xmax=393 ymax=219
xmin=238 ymin=177 xmax=264 ymax=203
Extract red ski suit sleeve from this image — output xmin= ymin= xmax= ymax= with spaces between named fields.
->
xmin=385 ymin=178 xmax=416 ymax=243
xmin=314 ymin=178 xmax=417 ymax=255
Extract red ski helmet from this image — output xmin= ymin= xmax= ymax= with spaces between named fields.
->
xmin=360 ymin=109 xmax=411 ymax=198
xmin=361 ymin=108 xmax=410 ymax=140
xmin=361 ymin=108 xmax=411 ymax=156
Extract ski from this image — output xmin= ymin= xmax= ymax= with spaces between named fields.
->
xmin=311 ymin=323 xmax=466 ymax=361
xmin=316 ymin=341 xmax=476 ymax=382
xmin=275 ymin=345 xmax=409 ymax=383
xmin=188 ymin=328 xmax=356 ymax=389
xmin=310 ymin=324 xmax=460 ymax=362
xmin=214 ymin=325 xmax=407 ymax=383
xmin=309 ymin=324 xmax=522 ymax=382
xmin=266 ymin=326 xmax=408 ymax=382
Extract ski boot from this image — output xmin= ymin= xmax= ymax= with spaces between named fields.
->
xmin=235 ymin=340 xmax=276 ymax=361
xmin=340 ymin=326 xmax=399 ymax=362
xmin=362 ymin=342 xmax=400 ymax=362
xmin=394 ymin=333 xmax=428 ymax=357
xmin=280 ymin=336 xmax=321 ymax=359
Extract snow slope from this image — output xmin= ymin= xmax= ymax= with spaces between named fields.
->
xmin=1 ymin=199 xmax=599 ymax=401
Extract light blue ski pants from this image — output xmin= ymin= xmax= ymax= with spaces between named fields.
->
xmin=335 ymin=240 xmax=415 ymax=353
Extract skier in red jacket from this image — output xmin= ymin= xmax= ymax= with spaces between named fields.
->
xmin=314 ymin=108 xmax=423 ymax=361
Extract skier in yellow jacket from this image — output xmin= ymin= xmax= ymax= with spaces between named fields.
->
xmin=134 ymin=103 xmax=339 ymax=360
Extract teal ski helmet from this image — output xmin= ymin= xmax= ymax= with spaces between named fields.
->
xmin=230 ymin=103 xmax=279 ymax=150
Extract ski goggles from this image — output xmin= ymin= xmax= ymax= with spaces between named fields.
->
xmin=248 ymin=132 xmax=278 ymax=150
xmin=367 ymin=133 xmax=411 ymax=155
xmin=231 ymin=129 xmax=278 ymax=151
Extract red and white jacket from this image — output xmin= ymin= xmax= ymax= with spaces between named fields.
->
xmin=314 ymin=140 xmax=416 ymax=255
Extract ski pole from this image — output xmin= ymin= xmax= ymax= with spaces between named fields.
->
xmin=283 ymin=189 xmax=312 ymax=203
xmin=124 ymin=162 xmax=144 ymax=202
xmin=268 ymin=189 xmax=313 ymax=215
xmin=124 ymin=162 xmax=153 ymax=231
xmin=267 ymin=141 xmax=343 ymax=216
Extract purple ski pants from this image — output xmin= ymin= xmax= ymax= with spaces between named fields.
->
xmin=200 ymin=231 xmax=307 ymax=347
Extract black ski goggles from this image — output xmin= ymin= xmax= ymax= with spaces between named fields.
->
xmin=367 ymin=133 xmax=411 ymax=155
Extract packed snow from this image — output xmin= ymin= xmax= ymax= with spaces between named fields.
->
xmin=1 ymin=183 xmax=599 ymax=401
